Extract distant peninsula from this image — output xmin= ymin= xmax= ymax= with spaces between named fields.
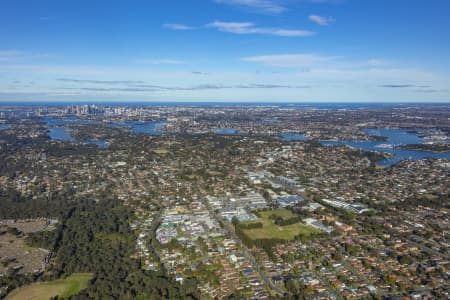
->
xmin=397 ymin=143 xmax=450 ymax=153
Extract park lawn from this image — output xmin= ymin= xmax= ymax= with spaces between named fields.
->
xmin=206 ymin=170 xmax=223 ymax=177
xmin=6 ymin=273 xmax=93 ymax=300
xmin=44 ymin=224 xmax=57 ymax=231
xmin=375 ymin=164 xmax=386 ymax=170
xmin=255 ymin=209 xmax=296 ymax=220
xmin=242 ymin=209 xmax=319 ymax=240
xmin=421 ymin=193 xmax=438 ymax=200
xmin=153 ymin=148 xmax=169 ymax=154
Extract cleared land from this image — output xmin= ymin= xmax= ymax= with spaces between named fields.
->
xmin=241 ymin=209 xmax=319 ymax=240
xmin=6 ymin=273 xmax=93 ymax=300
xmin=0 ymin=231 xmax=49 ymax=275
xmin=2 ymin=220 xmax=50 ymax=234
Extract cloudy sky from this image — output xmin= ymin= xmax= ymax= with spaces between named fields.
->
xmin=1 ymin=0 xmax=450 ymax=102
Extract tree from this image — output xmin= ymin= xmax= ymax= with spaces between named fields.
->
xmin=231 ymin=216 xmax=239 ymax=229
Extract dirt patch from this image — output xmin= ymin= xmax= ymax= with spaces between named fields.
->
xmin=0 ymin=227 xmax=50 ymax=276
xmin=0 ymin=219 xmax=57 ymax=234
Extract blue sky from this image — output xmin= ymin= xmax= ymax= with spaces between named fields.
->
xmin=1 ymin=0 xmax=449 ymax=102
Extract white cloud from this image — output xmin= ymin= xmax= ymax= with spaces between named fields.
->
xmin=207 ymin=21 xmax=254 ymax=33
xmin=133 ymin=59 xmax=187 ymax=65
xmin=2 ymin=58 xmax=449 ymax=102
xmin=0 ymin=50 xmax=49 ymax=62
xmin=242 ymin=53 xmax=336 ymax=67
xmin=207 ymin=21 xmax=314 ymax=37
xmin=0 ymin=51 xmax=23 ymax=62
xmin=308 ymin=15 xmax=335 ymax=26
xmin=213 ymin=0 xmax=286 ymax=14
xmin=162 ymin=23 xmax=194 ymax=30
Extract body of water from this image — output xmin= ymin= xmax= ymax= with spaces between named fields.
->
xmin=108 ymin=121 xmax=167 ymax=135
xmin=282 ymin=128 xmax=449 ymax=166
xmin=0 ymin=124 xmax=10 ymax=130
xmin=48 ymin=127 xmax=76 ymax=142
xmin=45 ymin=117 xmax=108 ymax=148
xmin=42 ymin=116 xmax=98 ymax=126
xmin=48 ymin=128 xmax=109 ymax=148
xmin=43 ymin=117 xmax=167 ymax=136
xmin=44 ymin=117 xmax=167 ymax=147
xmin=281 ymin=133 xmax=308 ymax=141
xmin=214 ymin=128 xmax=237 ymax=135
xmin=42 ymin=116 xmax=449 ymax=165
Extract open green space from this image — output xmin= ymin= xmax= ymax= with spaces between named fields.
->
xmin=255 ymin=209 xmax=296 ymax=220
xmin=6 ymin=273 xmax=93 ymax=300
xmin=153 ymin=148 xmax=169 ymax=154
xmin=421 ymin=193 xmax=438 ymax=201
xmin=242 ymin=209 xmax=319 ymax=240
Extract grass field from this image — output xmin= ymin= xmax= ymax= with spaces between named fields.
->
xmin=421 ymin=193 xmax=438 ymax=200
xmin=153 ymin=148 xmax=169 ymax=154
xmin=206 ymin=170 xmax=223 ymax=177
xmin=255 ymin=209 xmax=296 ymax=220
xmin=242 ymin=209 xmax=319 ymax=240
xmin=6 ymin=273 xmax=93 ymax=300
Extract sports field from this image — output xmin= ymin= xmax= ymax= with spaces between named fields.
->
xmin=241 ymin=209 xmax=319 ymax=240
xmin=6 ymin=273 xmax=93 ymax=300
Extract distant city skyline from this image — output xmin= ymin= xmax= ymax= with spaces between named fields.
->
xmin=1 ymin=0 xmax=450 ymax=102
